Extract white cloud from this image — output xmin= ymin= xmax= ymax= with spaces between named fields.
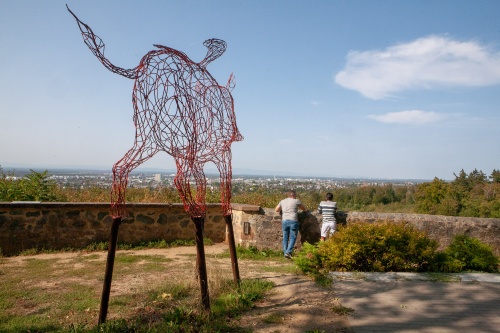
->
xmin=311 ymin=100 xmax=321 ymax=107
xmin=335 ymin=35 xmax=500 ymax=99
xmin=368 ymin=110 xmax=446 ymax=125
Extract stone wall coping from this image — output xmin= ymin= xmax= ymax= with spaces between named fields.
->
xmin=1 ymin=202 xmax=499 ymax=221
xmin=0 ymin=202 xmax=261 ymax=212
xmin=230 ymin=203 xmax=261 ymax=212
xmin=347 ymin=211 xmax=500 ymax=223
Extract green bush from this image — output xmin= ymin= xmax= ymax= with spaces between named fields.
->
xmin=316 ymin=221 xmax=439 ymax=272
xmin=295 ymin=224 xmax=499 ymax=274
xmin=294 ymin=242 xmax=323 ymax=274
xmin=234 ymin=245 xmax=283 ymax=260
xmin=0 ymin=169 xmax=63 ymax=202
xmin=441 ymin=235 xmax=499 ymax=272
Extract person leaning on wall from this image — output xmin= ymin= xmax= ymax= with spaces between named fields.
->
xmin=317 ymin=192 xmax=338 ymax=241
xmin=275 ymin=189 xmax=307 ymax=259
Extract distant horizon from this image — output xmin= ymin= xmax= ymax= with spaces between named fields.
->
xmin=1 ymin=162 xmax=438 ymax=182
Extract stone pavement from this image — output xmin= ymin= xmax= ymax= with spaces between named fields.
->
xmin=330 ymin=272 xmax=500 ymax=333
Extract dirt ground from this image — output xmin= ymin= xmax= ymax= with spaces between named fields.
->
xmin=4 ymin=243 xmax=352 ymax=332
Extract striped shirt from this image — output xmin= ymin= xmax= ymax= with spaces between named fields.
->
xmin=318 ymin=201 xmax=337 ymax=224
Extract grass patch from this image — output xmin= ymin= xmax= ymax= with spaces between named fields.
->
xmin=424 ymin=273 xmax=462 ymax=282
xmin=217 ymin=246 xmax=284 ymax=260
xmin=262 ymin=311 xmax=285 ymax=324
xmin=59 ymin=283 xmax=98 ymax=312
xmin=80 ymin=253 xmax=101 ymax=260
xmin=11 ymin=238 xmax=215 ymax=257
xmin=259 ymin=263 xmax=300 ymax=274
xmin=212 ymin=279 xmax=274 ymax=316
xmin=312 ymin=273 xmax=333 ymax=287
xmin=114 ymin=253 xmax=170 ymax=265
xmin=331 ymin=304 xmax=354 ymax=315
xmin=0 ymin=247 xmax=276 ymax=332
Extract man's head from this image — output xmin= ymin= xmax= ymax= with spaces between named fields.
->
xmin=288 ymin=190 xmax=296 ymax=198
xmin=326 ymin=192 xmax=333 ymax=201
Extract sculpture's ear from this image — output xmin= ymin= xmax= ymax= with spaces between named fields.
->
xmin=226 ymin=73 xmax=235 ymax=91
xmin=200 ymin=38 xmax=227 ymax=67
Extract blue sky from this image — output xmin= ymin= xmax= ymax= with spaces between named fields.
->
xmin=1 ymin=0 xmax=499 ymax=180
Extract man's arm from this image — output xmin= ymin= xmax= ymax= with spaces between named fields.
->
xmin=299 ymin=204 xmax=307 ymax=212
xmin=275 ymin=204 xmax=281 ymax=212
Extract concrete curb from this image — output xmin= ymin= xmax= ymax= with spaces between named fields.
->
xmin=330 ymin=271 xmax=500 ymax=283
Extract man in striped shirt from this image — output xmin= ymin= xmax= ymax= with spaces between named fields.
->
xmin=317 ymin=192 xmax=338 ymax=241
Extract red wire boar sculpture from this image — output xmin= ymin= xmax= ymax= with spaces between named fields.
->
xmin=67 ymin=6 xmax=243 ymax=219
xmin=67 ymin=5 xmax=243 ymax=319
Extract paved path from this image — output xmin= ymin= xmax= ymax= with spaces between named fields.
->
xmin=330 ymin=273 xmax=500 ymax=333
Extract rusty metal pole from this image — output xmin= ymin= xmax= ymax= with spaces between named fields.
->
xmin=224 ymin=214 xmax=240 ymax=286
xmin=98 ymin=216 xmax=121 ymax=324
xmin=192 ymin=216 xmax=210 ymax=311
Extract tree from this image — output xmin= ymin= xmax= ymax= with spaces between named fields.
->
xmin=414 ymin=177 xmax=451 ymax=215
xmin=0 ymin=169 xmax=61 ymax=202
xmin=373 ymin=184 xmax=396 ymax=205
xmin=490 ymin=169 xmax=500 ymax=183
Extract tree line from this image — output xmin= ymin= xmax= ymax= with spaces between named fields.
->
xmin=1 ymin=167 xmax=499 ymax=218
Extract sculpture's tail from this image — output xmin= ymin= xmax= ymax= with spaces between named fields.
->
xmin=67 ymin=5 xmax=138 ymax=79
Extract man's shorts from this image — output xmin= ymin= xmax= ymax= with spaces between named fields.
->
xmin=321 ymin=222 xmax=336 ymax=238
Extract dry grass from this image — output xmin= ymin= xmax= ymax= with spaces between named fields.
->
xmin=0 ymin=244 xmax=284 ymax=332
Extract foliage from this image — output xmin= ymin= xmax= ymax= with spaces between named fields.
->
xmin=414 ymin=169 xmax=500 ymax=218
xmin=13 ymin=238 xmax=212 ymax=256
xmin=3 ymin=166 xmax=500 ymax=218
xmin=319 ymin=221 xmax=439 ymax=272
xmin=293 ymin=242 xmax=333 ymax=285
xmin=296 ymin=222 xmax=439 ymax=272
xmin=0 ymin=168 xmax=63 ymax=202
xmin=78 ymin=279 xmax=270 ymax=333
xmin=491 ymin=169 xmax=500 ymax=183
xmin=295 ymin=222 xmax=499 ymax=274
xmin=0 ymin=248 xmax=273 ymax=333
xmin=293 ymin=242 xmax=324 ymax=274
xmin=330 ymin=304 xmax=354 ymax=316
xmin=233 ymin=245 xmax=283 ymax=260
xmin=328 ymin=184 xmax=415 ymax=212
xmin=439 ymin=235 xmax=499 ymax=273
xmin=65 ymin=279 xmax=270 ymax=333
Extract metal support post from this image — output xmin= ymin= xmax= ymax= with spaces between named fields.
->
xmin=224 ymin=214 xmax=240 ymax=286
xmin=192 ymin=216 xmax=210 ymax=311
xmin=98 ymin=216 xmax=121 ymax=324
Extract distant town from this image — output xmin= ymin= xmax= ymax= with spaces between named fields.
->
xmin=2 ymin=167 xmax=426 ymax=191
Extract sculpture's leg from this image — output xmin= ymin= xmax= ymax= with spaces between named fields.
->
xmin=192 ymin=163 xmax=207 ymax=213
xmin=192 ymin=216 xmax=210 ymax=311
xmin=174 ymin=159 xmax=194 ymax=213
xmin=103 ymin=140 xmax=155 ymax=323
xmin=110 ymin=165 xmax=128 ymax=218
xmin=174 ymin=158 xmax=206 ymax=217
xmin=111 ymin=141 xmax=156 ymax=218
xmin=174 ymin=159 xmax=210 ymax=309
xmin=98 ymin=216 xmax=121 ymax=324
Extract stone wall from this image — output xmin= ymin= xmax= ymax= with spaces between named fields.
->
xmin=231 ymin=207 xmax=322 ymax=251
xmin=1 ymin=203 xmax=499 ymax=257
xmin=0 ymin=202 xmax=228 ymax=256
xmin=233 ymin=209 xmax=500 ymax=257
xmin=346 ymin=211 xmax=500 ymax=255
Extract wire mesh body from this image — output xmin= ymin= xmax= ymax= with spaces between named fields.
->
xmin=68 ymin=7 xmax=243 ymax=218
